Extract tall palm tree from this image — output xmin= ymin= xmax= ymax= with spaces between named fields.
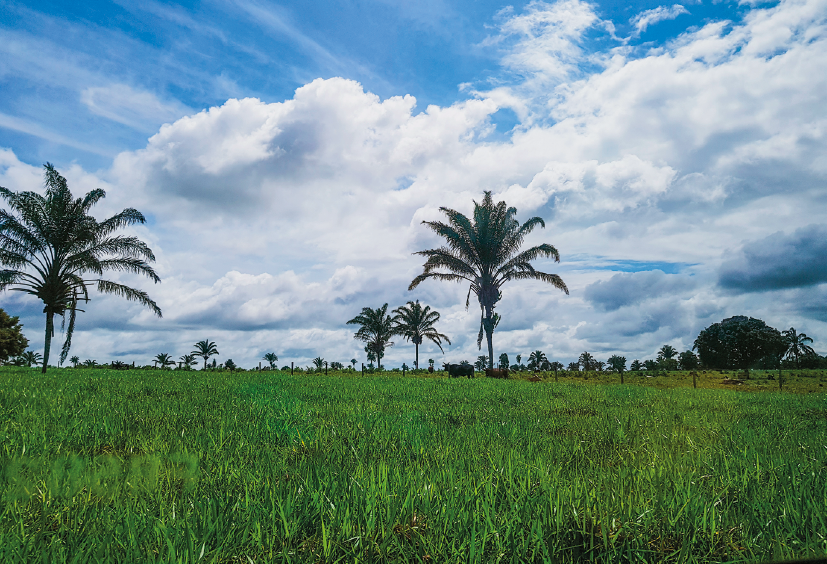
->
xmin=192 ymin=339 xmax=218 ymax=370
xmin=528 ymin=350 xmax=548 ymax=371
xmin=409 ymin=191 xmax=568 ymax=369
xmin=578 ymin=351 xmax=595 ymax=371
xmin=782 ymin=328 xmax=815 ymax=367
xmin=391 ymin=300 xmax=451 ymax=369
xmin=262 ymin=352 xmax=278 ymax=369
xmin=347 ymin=304 xmax=396 ymax=370
xmin=0 ymin=164 xmax=162 ymax=373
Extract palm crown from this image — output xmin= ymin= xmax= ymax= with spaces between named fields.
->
xmin=528 ymin=350 xmax=548 ymax=371
xmin=409 ymin=191 xmax=567 ymax=369
xmin=782 ymin=328 xmax=814 ymax=367
xmin=0 ymin=164 xmax=161 ymax=372
xmin=192 ymin=339 xmax=219 ymax=370
xmin=392 ymin=300 xmax=451 ymax=369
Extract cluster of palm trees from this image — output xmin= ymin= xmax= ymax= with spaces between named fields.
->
xmin=347 ymin=301 xmax=450 ymax=370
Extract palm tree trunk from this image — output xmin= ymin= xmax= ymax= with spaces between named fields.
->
xmin=484 ymin=306 xmax=494 ymax=370
xmin=415 ymin=342 xmax=419 ymax=370
xmin=42 ymin=311 xmax=54 ymax=374
xmin=204 ymin=357 xmax=207 ymax=370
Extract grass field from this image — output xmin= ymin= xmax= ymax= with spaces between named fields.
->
xmin=1 ymin=366 xmax=825 ymax=563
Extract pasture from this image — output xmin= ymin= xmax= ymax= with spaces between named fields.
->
xmin=1 ymin=367 xmax=825 ymax=563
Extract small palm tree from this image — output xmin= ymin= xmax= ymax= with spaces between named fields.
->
xmin=193 ymin=340 xmax=219 ymax=370
xmin=528 ymin=350 xmax=548 ymax=371
xmin=350 ymin=358 xmax=357 ymax=370
xmin=179 ymin=354 xmax=197 ymax=369
xmin=154 ymin=353 xmax=174 ymax=369
xmin=578 ymin=351 xmax=595 ymax=371
xmin=782 ymin=328 xmax=815 ymax=368
xmin=313 ymin=357 xmax=325 ymax=370
xmin=0 ymin=163 xmax=161 ymax=373
xmin=392 ymin=300 xmax=451 ymax=369
xmin=69 ymin=355 xmax=80 ymax=368
xmin=348 ymin=304 xmax=396 ymax=370
xmin=262 ymin=352 xmax=278 ymax=369
xmin=83 ymin=359 xmax=97 ymax=368
xmin=22 ymin=350 xmax=42 ymax=367
xmin=409 ymin=191 xmax=568 ymax=369
xmin=608 ymin=355 xmax=627 ymax=384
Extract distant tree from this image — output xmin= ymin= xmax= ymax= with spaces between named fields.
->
xmin=401 ymin=363 xmax=410 ymax=372
xmin=408 ymin=191 xmax=568 ymax=370
xmin=224 ymin=359 xmax=236 ymax=371
xmin=643 ymin=359 xmax=658 ymax=371
xmin=516 ymin=354 xmax=523 ymax=370
xmin=313 ymin=357 xmax=325 ymax=370
xmin=350 ymin=358 xmax=357 ymax=370
xmin=365 ymin=346 xmax=376 ymax=365
xmin=677 ymin=350 xmax=699 ymax=371
xmin=782 ymin=328 xmax=815 ymax=368
xmin=69 ymin=355 xmax=80 ymax=368
xmin=154 ymin=353 xmax=174 ymax=369
xmin=193 ymin=340 xmax=219 ymax=370
xmin=348 ymin=304 xmax=396 ymax=370
xmin=0 ymin=163 xmax=161 ymax=373
xmin=528 ymin=350 xmax=548 ymax=371
xmin=498 ymin=352 xmax=509 ymax=369
xmin=608 ymin=355 xmax=626 ymax=383
xmin=0 ymin=308 xmax=28 ymax=363
xmin=693 ymin=316 xmax=786 ymax=377
xmin=330 ymin=361 xmax=343 ymax=370
xmin=83 ymin=359 xmax=97 ymax=368
xmin=21 ymin=350 xmax=42 ymax=367
xmin=392 ymin=300 xmax=451 ymax=370
xmin=475 ymin=355 xmax=488 ymax=370
xmin=630 ymin=359 xmax=642 ymax=371
xmin=657 ymin=345 xmax=678 ymax=361
xmin=578 ymin=351 xmax=595 ymax=371
xmin=262 ymin=352 xmax=278 ymax=369
xmin=179 ymin=354 xmax=197 ymax=369
xmin=549 ymin=361 xmax=563 ymax=372
xmin=567 ymin=361 xmax=580 ymax=372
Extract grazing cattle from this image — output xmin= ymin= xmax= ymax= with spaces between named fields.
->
xmin=444 ymin=363 xmax=474 ymax=378
xmin=485 ymin=368 xmax=509 ymax=379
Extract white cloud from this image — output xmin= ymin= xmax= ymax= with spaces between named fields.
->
xmin=631 ymin=5 xmax=690 ymax=35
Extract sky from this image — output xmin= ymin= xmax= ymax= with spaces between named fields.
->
xmin=0 ymin=0 xmax=825 ymax=369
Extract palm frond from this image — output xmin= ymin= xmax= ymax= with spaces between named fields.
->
xmin=96 ymin=280 xmax=163 ymax=317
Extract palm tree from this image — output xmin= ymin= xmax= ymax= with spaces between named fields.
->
xmin=409 ymin=191 xmax=568 ymax=369
xmin=391 ymin=300 xmax=451 ymax=369
xmin=782 ymin=328 xmax=815 ymax=367
xmin=657 ymin=345 xmax=677 ymax=361
xmin=22 ymin=350 xmax=42 ymax=367
xmin=0 ymin=163 xmax=161 ymax=373
xmin=262 ymin=352 xmax=278 ymax=369
xmin=82 ymin=359 xmax=97 ymax=367
xmin=347 ymin=304 xmax=396 ymax=370
xmin=578 ymin=351 xmax=595 ymax=371
xmin=608 ymin=355 xmax=626 ymax=384
xmin=193 ymin=340 xmax=219 ymax=370
xmin=179 ymin=354 xmax=197 ymax=369
xmin=154 ymin=353 xmax=174 ymax=369
xmin=313 ymin=357 xmax=325 ymax=370
xmin=528 ymin=350 xmax=548 ymax=371
xmin=350 ymin=358 xmax=357 ymax=370
xmin=69 ymin=355 xmax=80 ymax=368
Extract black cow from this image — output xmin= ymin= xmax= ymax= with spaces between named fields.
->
xmin=444 ymin=362 xmax=474 ymax=378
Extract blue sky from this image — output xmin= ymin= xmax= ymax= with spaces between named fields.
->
xmin=1 ymin=0 xmax=825 ymax=368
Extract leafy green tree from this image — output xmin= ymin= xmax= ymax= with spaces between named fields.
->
xmin=0 ymin=163 xmax=161 ymax=373
xmin=578 ymin=351 xmax=595 ymax=371
xmin=643 ymin=359 xmax=658 ymax=371
xmin=782 ymin=328 xmax=815 ymax=368
xmin=391 ymin=300 xmax=450 ymax=369
xmin=567 ymin=361 xmax=580 ymax=372
xmin=262 ymin=352 xmax=278 ymax=369
xmin=350 ymin=358 xmax=357 ymax=370
xmin=498 ymin=352 xmax=509 ymax=369
xmin=677 ymin=350 xmax=699 ymax=371
xmin=347 ymin=304 xmax=396 ymax=370
xmin=528 ymin=350 xmax=548 ymax=371
xmin=474 ymin=355 xmax=488 ymax=370
xmin=0 ymin=308 xmax=28 ymax=362
xmin=154 ymin=353 xmax=174 ymax=369
xmin=608 ymin=355 xmax=627 ymax=384
xmin=224 ymin=359 xmax=236 ymax=371
xmin=630 ymin=359 xmax=642 ymax=371
xmin=693 ymin=316 xmax=786 ymax=377
xmin=409 ymin=191 xmax=568 ymax=370
xmin=21 ymin=350 xmax=42 ymax=367
xmin=69 ymin=355 xmax=80 ymax=368
xmin=193 ymin=340 xmax=219 ymax=370
xmin=179 ymin=354 xmax=197 ymax=368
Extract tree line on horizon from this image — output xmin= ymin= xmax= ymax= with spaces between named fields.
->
xmin=0 ymin=165 xmax=822 ymax=374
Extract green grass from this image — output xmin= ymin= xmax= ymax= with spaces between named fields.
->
xmin=1 ymin=367 xmax=825 ymax=563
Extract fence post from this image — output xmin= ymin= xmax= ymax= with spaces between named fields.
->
xmin=362 ymin=363 xmax=364 ymax=376
xmin=325 ymin=361 xmax=328 ymax=375
xmin=291 ymin=362 xmax=294 ymax=376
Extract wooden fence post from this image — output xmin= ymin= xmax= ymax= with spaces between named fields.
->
xmin=291 ymin=362 xmax=294 ymax=375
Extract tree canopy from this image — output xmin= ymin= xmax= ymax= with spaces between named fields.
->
xmin=0 ymin=308 xmax=28 ymax=362
xmin=693 ymin=316 xmax=786 ymax=372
